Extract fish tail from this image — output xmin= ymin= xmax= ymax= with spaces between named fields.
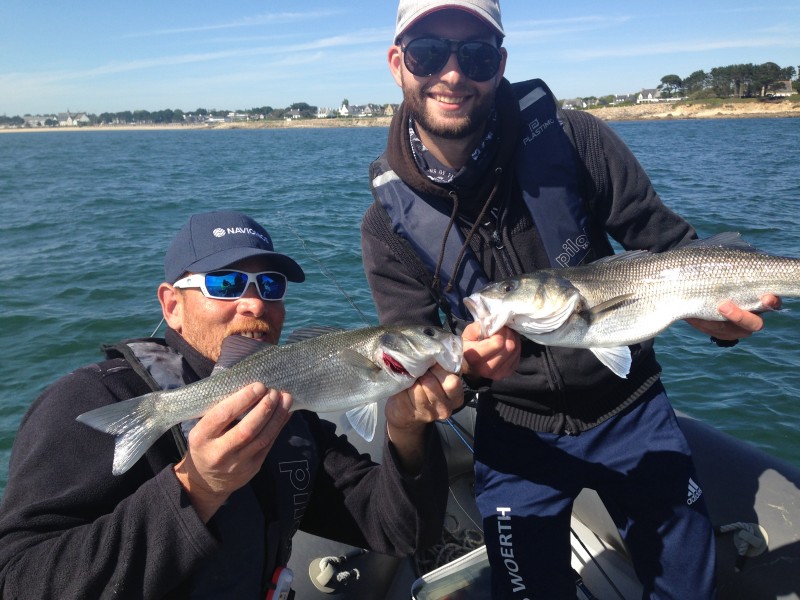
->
xmin=76 ymin=392 xmax=169 ymax=475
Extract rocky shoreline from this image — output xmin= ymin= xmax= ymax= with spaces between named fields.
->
xmin=585 ymin=99 xmax=800 ymax=122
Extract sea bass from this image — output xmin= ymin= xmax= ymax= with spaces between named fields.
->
xmin=77 ymin=325 xmax=463 ymax=475
xmin=464 ymin=233 xmax=800 ymax=378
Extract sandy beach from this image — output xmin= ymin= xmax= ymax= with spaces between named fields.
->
xmin=1 ymin=99 xmax=798 ymax=133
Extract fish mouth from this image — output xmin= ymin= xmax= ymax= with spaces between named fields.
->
xmin=440 ymin=336 xmax=463 ymax=374
xmin=464 ymin=294 xmax=504 ymax=338
xmin=381 ymin=332 xmax=464 ymax=379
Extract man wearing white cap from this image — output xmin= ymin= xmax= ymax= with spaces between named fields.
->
xmin=361 ymin=1 xmax=781 ymax=597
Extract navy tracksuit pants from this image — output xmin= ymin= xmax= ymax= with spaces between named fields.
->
xmin=474 ymin=383 xmax=716 ymax=599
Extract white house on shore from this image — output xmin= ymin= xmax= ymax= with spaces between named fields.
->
xmin=637 ymin=89 xmax=663 ymax=104
xmin=58 ymin=112 xmax=91 ymax=126
xmin=771 ymin=80 xmax=797 ymax=97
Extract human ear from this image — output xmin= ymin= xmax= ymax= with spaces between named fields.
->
xmin=389 ymin=45 xmax=404 ymax=87
xmin=158 ymin=283 xmax=183 ymax=332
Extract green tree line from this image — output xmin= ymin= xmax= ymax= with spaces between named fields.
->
xmin=1 ymin=102 xmax=321 ymax=127
xmin=657 ymin=61 xmax=798 ymax=99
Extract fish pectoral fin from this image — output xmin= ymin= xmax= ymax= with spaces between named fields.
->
xmin=341 ymin=403 xmax=378 ymax=442
xmin=338 ymin=349 xmax=383 ymax=378
xmin=585 ymin=293 xmax=636 ymax=318
xmin=590 ymin=347 xmax=632 ymax=379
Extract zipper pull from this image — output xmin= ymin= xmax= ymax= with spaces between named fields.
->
xmin=490 ymin=226 xmax=504 ymax=250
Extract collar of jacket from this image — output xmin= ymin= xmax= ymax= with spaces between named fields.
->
xmin=164 ymin=326 xmax=215 ymax=379
xmin=385 ymin=78 xmax=521 ymax=217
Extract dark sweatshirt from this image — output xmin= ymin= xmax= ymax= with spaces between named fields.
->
xmin=0 ymin=328 xmax=448 ymax=599
xmin=362 ymin=79 xmax=696 ymax=434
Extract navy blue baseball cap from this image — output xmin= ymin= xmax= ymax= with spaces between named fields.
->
xmin=165 ymin=211 xmax=305 ymax=284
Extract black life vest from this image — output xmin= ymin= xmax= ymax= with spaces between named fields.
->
xmin=371 ymin=79 xmax=592 ymax=321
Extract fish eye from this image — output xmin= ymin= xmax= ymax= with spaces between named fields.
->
xmin=501 ymin=280 xmax=519 ymax=293
xmin=422 ymin=327 xmax=437 ymax=337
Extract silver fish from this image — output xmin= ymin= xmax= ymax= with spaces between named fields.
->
xmin=464 ymin=233 xmax=800 ymax=378
xmin=77 ymin=325 xmax=463 ymax=475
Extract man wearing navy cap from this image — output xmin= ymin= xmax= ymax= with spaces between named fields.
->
xmin=0 ymin=210 xmax=463 ymax=598
xmin=361 ymin=0 xmax=781 ymax=598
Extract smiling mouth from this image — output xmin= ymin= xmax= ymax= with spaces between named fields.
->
xmin=226 ymin=326 xmax=272 ymax=342
xmin=238 ymin=331 xmax=269 ymax=341
xmin=431 ymin=93 xmax=466 ymax=105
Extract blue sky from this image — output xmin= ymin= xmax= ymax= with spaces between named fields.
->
xmin=2 ymin=1 xmax=798 ymax=116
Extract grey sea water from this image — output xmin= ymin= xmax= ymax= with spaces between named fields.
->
xmin=1 ymin=118 xmax=798 ymax=495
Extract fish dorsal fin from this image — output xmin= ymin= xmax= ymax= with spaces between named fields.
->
xmin=340 ymin=402 xmax=379 ymax=442
xmin=590 ymin=347 xmax=632 ymax=378
xmin=338 ymin=348 xmax=383 ymax=378
xmin=681 ymin=232 xmax=761 ymax=253
xmin=286 ymin=325 xmax=346 ymax=344
xmin=213 ymin=335 xmax=270 ymax=373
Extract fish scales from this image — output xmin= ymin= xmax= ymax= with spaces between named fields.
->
xmin=161 ymin=328 xmax=400 ymax=423
xmin=464 ymin=233 xmax=800 ymax=377
xmin=563 ymin=246 xmax=800 ymax=348
xmin=77 ymin=325 xmax=463 ymax=474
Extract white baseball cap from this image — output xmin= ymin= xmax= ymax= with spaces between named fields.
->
xmin=395 ymin=0 xmax=505 ymax=41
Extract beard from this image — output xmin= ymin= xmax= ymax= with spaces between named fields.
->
xmin=182 ymin=317 xmax=278 ymax=362
xmin=403 ymin=76 xmax=496 ymax=140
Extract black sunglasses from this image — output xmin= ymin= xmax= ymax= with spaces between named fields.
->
xmin=400 ymin=37 xmax=502 ymax=82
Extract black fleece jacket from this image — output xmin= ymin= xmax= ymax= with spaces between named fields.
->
xmin=362 ymin=79 xmax=697 ymax=433
xmin=0 ymin=328 xmax=448 ymax=599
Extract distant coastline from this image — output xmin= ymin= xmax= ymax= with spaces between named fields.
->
xmin=586 ymin=98 xmax=800 ymax=122
xmin=2 ymin=99 xmax=798 ymax=133
xmin=0 ymin=117 xmax=392 ymax=133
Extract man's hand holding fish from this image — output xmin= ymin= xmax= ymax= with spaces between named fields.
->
xmin=687 ymin=295 xmax=782 ymax=342
xmin=173 ymin=383 xmax=293 ymax=523
xmin=385 ymin=363 xmax=465 ymax=473
xmin=460 ymin=321 xmax=521 ymax=382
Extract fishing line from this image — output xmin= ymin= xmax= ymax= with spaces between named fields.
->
xmin=279 ymin=212 xmax=497 ymax=580
xmin=277 ymin=212 xmax=372 ymax=327
xmin=278 ymin=213 xmax=476 ymax=464
xmin=443 ymin=417 xmax=475 ymax=454
xmin=277 ymin=213 xmax=472 ymax=445
xmin=150 ymin=317 xmax=165 ymax=337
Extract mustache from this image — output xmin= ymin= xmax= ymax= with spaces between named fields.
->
xmin=424 ymin=83 xmax=473 ymax=96
xmin=225 ymin=319 xmax=273 ymax=338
